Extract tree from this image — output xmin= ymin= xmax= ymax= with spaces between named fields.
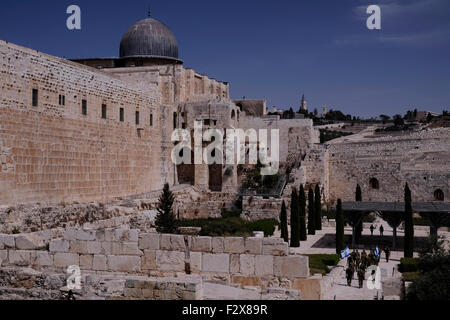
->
xmin=355 ymin=184 xmax=363 ymax=242
xmin=380 ymin=114 xmax=390 ymax=124
xmin=155 ymin=183 xmax=176 ymax=234
xmin=307 ymin=188 xmax=315 ymax=235
xmin=299 ymin=184 xmax=307 ymax=241
xmin=280 ymin=201 xmax=289 ymax=243
xmin=393 ymin=114 xmax=404 ymax=127
xmin=406 ymin=237 xmax=450 ymax=300
xmin=404 ymin=183 xmax=414 ymax=258
xmin=290 ymin=188 xmax=300 ymax=247
xmin=336 ymin=199 xmax=345 ymax=254
xmin=314 ymin=185 xmax=322 ymax=231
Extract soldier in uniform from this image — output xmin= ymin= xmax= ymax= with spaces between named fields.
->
xmin=355 ymin=250 xmax=361 ymax=267
xmin=358 ymin=267 xmax=365 ymax=288
xmin=384 ymin=247 xmax=391 ymax=263
xmin=346 ymin=266 xmax=354 ymax=286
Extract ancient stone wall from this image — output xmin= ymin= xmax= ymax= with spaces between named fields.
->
xmin=241 ymin=196 xmax=283 ymax=222
xmin=326 ymin=128 xmax=450 ymax=205
xmin=0 ymin=41 xmax=165 ymax=206
xmin=0 ymin=228 xmax=310 ymax=290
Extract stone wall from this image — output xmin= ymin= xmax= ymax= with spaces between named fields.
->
xmin=326 ymin=128 xmax=450 ymax=205
xmin=0 ymin=40 xmax=164 ymax=206
xmin=0 ymin=228 xmax=310 ymax=290
xmin=241 ymin=196 xmax=283 ymax=222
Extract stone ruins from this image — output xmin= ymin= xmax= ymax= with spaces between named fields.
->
xmin=0 ymin=14 xmax=449 ymax=300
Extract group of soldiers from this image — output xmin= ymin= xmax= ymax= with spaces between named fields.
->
xmin=345 ymin=248 xmax=390 ymax=288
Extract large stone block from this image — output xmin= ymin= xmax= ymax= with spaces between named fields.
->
xmin=122 ymin=242 xmax=142 ymax=256
xmin=32 ymin=251 xmax=53 ymax=266
xmin=230 ymin=254 xmax=240 ymax=273
xmin=0 ymin=250 xmax=7 ymax=266
xmin=49 ymin=239 xmax=70 ymax=253
xmin=138 ymin=233 xmax=160 ymax=250
xmin=190 ymin=252 xmax=202 ymax=273
xmin=224 ymin=237 xmax=245 ymax=254
xmin=0 ymin=235 xmax=15 ymax=249
xmin=9 ymin=250 xmax=31 ymax=266
xmin=156 ymin=250 xmax=185 ymax=272
xmin=115 ymin=229 xmax=139 ymax=242
xmin=87 ymin=241 xmax=102 ymax=254
xmin=244 ymin=237 xmax=262 ymax=255
xmin=80 ymin=254 xmax=93 ymax=269
xmin=211 ymin=237 xmax=224 ymax=253
xmin=69 ymin=240 xmax=88 ymax=254
xmin=273 ymin=256 xmax=309 ymax=278
xmin=262 ymin=238 xmax=288 ymax=256
xmin=160 ymin=234 xmax=186 ymax=251
xmin=141 ymin=250 xmax=157 ymax=271
xmin=239 ymin=254 xmax=255 ymax=276
xmin=54 ymin=253 xmax=80 ymax=268
xmin=202 ymin=253 xmax=230 ymax=273
xmin=76 ymin=230 xmax=96 ymax=241
xmin=107 ymin=255 xmax=141 ymax=273
xmin=93 ymin=255 xmax=107 ymax=271
xmin=14 ymin=234 xmax=45 ymax=250
xmin=63 ymin=228 xmax=77 ymax=241
xmin=255 ymin=255 xmax=274 ymax=276
xmin=190 ymin=236 xmax=212 ymax=252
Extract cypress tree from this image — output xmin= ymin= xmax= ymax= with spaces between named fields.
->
xmin=299 ymin=184 xmax=307 ymax=241
xmin=280 ymin=201 xmax=289 ymax=243
xmin=155 ymin=183 xmax=176 ymax=234
xmin=336 ymin=199 xmax=344 ymax=254
xmin=355 ymin=184 xmax=363 ymax=242
xmin=404 ymin=183 xmax=414 ymax=258
xmin=314 ymin=184 xmax=322 ymax=231
xmin=308 ymin=188 xmax=315 ymax=235
xmin=290 ymin=188 xmax=300 ymax=247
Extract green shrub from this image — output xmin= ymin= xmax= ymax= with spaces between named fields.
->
xmin=221 ymin=209 xmax=242 ymax=219
xmin=246 ymin=219 xmax=279 ymax=237
xmin=399 ymin=257 xmax=419 ymax=273
xmin=304 ymin=254 xmax=340 ymax=275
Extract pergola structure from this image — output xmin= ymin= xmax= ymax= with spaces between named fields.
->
xmin=342 ymin=202 xmax=450 ymax=249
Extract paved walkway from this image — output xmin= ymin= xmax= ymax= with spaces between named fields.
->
xmin=279 ymin=219 xmax=450 ymax=300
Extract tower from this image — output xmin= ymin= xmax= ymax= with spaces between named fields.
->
xmin=301 ymin=94 xmax=307 ymax=111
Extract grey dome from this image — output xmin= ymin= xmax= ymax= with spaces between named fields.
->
xmin=119 ymin=18 xmax=179 ymax=60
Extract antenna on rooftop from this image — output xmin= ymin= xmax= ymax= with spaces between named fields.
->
xmin=147 ymin=6 xmax=151 ymax=18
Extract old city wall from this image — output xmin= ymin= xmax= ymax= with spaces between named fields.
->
xmin=326 ymin=128 xmax=450 ymax=205
xmin=0 ymin=228 xmax=310 ymax=290
xmin=0 ymin=41 xmax=164 ymax=206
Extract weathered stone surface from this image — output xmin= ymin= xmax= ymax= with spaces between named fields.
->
xmin=63 ymin=228 xmax=77 ymax=241
xmin=1 ymin=235 xmax=15 ymax=249
xmin=255 ymin=255 xmax=274 ymax=276
xmin=190 ymin=252 xmax=202 ymax=273
xmin=190 ymin=236 xmax=212 ymax=252
xmin=9 ymin=250 xmax=32 ymax=266
xmin=292 ymin=277 xmax=322 ymax=300
xmin=14 ymin=234 xmax=45 ymax=250
xmin=107 ymin=255 xmax=141 ymax=273
xmin=202 ymin=253 xmax=229 ymax=273
xmin=138 ymin=233 xmax=160 ymax=250
xmin=224 ymin=237 xmax=245 ymax=254
xmin=76 ymin=230 xmax=96 ymax=241
xmin=54 ymin=253 xmax=80 ymax=267
xmin=262 ymin=238 xmax=288 ymax=256
xmin=80 ymin=254 xmax=93 ymax=269
xmin=230 ymin=254 xmax=240 ymax=273
xmin=239 ymin=254 xmax=255 ymax=276
xmin=69 ymin=241 xmax=88 ymax=254
xmin=87 ymin=241 xmax=102 ymax=254
xmin=100 ymin=242 xmax=113 ymax=255
xmin=0 ymin=250 xmax=8 ymax=266
xmin=122 ymin=242 xmax=142 ymax=256
xmin=49 ymin=239 xmax=70 ymax=253
xmin=211 ymin=237 xmax=224 ymax=253
xmin=273 ymin=256 xmax=309 ymax=278
xmin=32 ymin=251 xmax=53 ymax=266
xmin=244 ymin=237 xmax=262 ymax=255
xmin=156 ymin=250 xmax=185 ymax=272
xmin=141 ymin=250 xmax=157 ymax=271
xmin=160 ymin=234 xmax=186 ymax=251
xmin=93 ymin=255 xmax=107 ymax=271
xmin=115 ymin=229 xmax=138 ymax=242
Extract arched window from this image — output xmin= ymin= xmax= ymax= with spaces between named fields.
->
xmin=369 ymin=178 xmax=379 ymax=190
xmin=434 ymin=189 xmax=444 ymax=201
xmin=231 ymin=110 xmax=236 ymax=120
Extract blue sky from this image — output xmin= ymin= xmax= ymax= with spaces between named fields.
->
xmin=1 ymin=0 xmax=449 ymax=117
